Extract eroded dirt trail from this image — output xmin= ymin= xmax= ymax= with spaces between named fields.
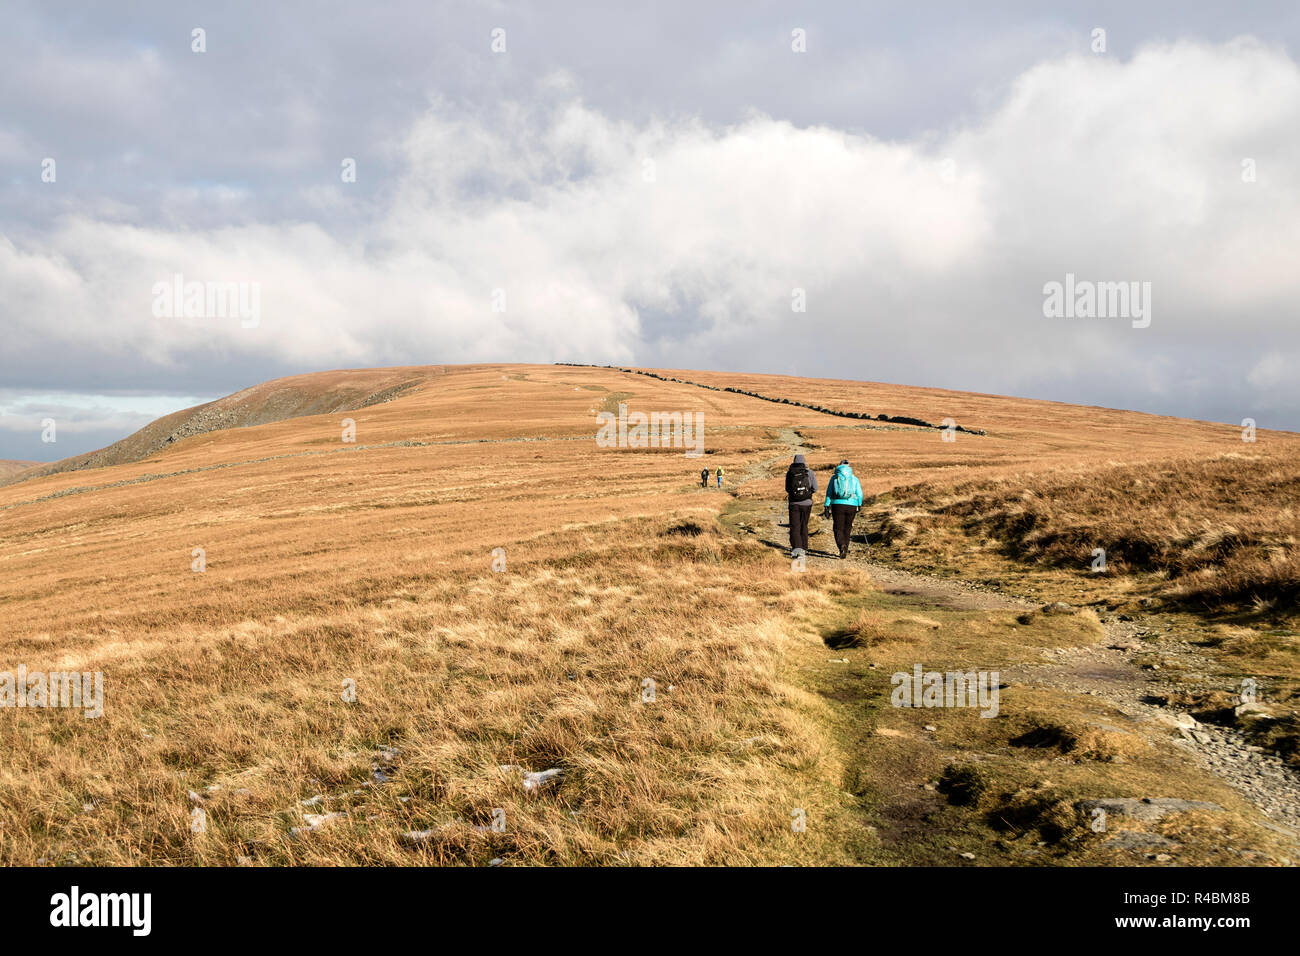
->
xmin=728 ymin=445 xmax=1300 ymax=851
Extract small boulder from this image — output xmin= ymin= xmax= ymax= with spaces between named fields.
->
xmin=1077 ymin=797 xmax=1222 ymax=824
xmin=290 ymin=812 xmax=346 ymax=837
xmin=522 ymin=768 xmax=566 ymax=793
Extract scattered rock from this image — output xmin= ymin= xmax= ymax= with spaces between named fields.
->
xmin=290 ymin=812 xmax=346 ymax=837
xmin=1077 ymin=797 xmax=1223 ymax=823
xmin=522 ymin=768 xmax=566 ymax=793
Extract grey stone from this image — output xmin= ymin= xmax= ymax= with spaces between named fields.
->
xmin=522 ymin=768 xmax=566 ymax=792
xmin=1078 ymin=797 xmax=1222 ymax=823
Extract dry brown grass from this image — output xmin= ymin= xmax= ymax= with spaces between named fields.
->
xmin=0 ymin=461 xmax=38 ymax=481
xmin=0 ymin=519 xmax=869 ymax=865
xmin=3 ymin=363 xmax=1296 ymax=865
xmin=868 ymin=453 xmax=1300 ymax=614
xmin=1009 ymin=714 xmax=1152 ymax=763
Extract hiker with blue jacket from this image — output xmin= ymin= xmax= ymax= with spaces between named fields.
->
xmin=823 ymin=459 xmax=863 ymax=559
xmin=784 ymin=454 xmax=817 ymax=558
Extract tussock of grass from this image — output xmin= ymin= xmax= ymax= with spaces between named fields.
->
xmin=822 ymin=610 xmax=927 ymax=650
xmin=938 ymin=764 xmax=987 ymax=806
xmin=869 ymin=453 xmax=1300 ymax=616
xmin=1009 ymin=714 xmax=1150 ymax=763
xmin=986 ymin=785 xmax=1081 ymax=844
xmin=662 ymin=520 xmax=706 ymax=537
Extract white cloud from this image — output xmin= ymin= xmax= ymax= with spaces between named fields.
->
xmin=0 ymin=391 xmax=214 ymax=435
xmin=2 ymin=37 xmax=1298 ymax=425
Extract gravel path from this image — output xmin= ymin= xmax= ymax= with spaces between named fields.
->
xmin=733 ymin=435 xmax=1300 ymax=849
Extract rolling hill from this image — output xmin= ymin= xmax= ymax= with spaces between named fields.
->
xmin=0 ymin=461 xmax=39 ymax=481
xmin=1 ymin=363 xmax=1296 ymax=866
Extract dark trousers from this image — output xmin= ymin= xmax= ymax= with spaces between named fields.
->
xmin=788 ymin=502 xmax=811 ymax=551
xmin=831 ymin=504 xmax=858 ymax=555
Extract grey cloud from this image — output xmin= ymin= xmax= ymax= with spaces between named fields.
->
xmin=2 ymin=2 xmax=1299 ymax=456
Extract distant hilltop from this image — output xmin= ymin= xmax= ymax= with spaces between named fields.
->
xmin=556 ymin=364 xmax=988 ymax=436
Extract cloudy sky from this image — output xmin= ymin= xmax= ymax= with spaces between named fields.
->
xmin=3 ymin=1 xmax=1299 ymax=461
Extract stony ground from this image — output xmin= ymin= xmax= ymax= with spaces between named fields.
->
xmin=723 ymin=423 xmax=1300 ymax=863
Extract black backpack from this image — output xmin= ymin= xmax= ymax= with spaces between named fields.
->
xmin=786 ymin=465 xmax=812 ymax=500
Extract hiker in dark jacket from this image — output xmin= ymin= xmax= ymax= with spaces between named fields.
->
xmin=701 ymin=467 xmax=710 ymax=488
xmin=822 ymin=459 xmax=863 ymax=559
xmin=785 ymin=454 xmax=817 ymax=558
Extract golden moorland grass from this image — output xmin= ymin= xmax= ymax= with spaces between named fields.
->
xmin=1 ymin=363 xmax=1296 ymax=865
xmin=867 ymin=453 xmax=1300 ymax=612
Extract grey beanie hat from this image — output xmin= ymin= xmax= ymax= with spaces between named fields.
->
xmin=793 ymin=454 xmax=806 ymax=464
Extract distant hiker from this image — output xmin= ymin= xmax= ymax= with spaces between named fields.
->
xmin=822 ymin=459 xmax=863 ymax=559
xmin=785 ymin=454 xmax=817 ymax=558
xmin=701 ymin=467 xmax=710 ymax=488
xmin=715 ymin=466 xmax=724 ymax=488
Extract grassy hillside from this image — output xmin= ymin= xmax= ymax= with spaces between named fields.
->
xmin=1 ymin=367 xmax=435 ymax=488
xmin=1 ymin=364 xmax=1296 ymax=865
xmin=0 ymin=461 xmax=39 ymax=481
xmin=867 ymin=453 xmax=1300 ymax=615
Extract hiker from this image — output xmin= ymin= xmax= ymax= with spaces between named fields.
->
xmin=785 ymin=454 xmax=817 ymax=558
xmin=822 ymin=459 xmax=863 ymax=559
xmin=715 ymin=466 xmax=724 ymax=489
xmin=701 ymin=467 xmax=710 ymax=488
